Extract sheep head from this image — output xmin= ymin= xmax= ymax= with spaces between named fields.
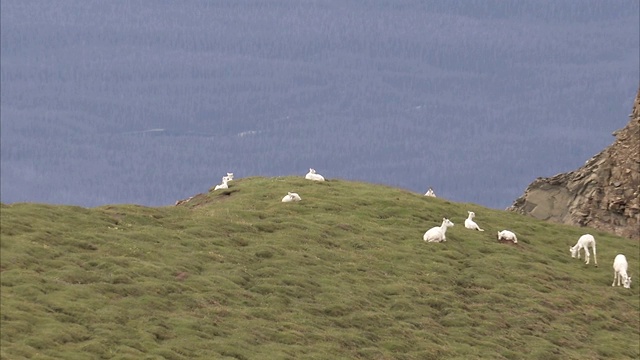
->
xmin=569 ymin=246 xmax=579 ymax=258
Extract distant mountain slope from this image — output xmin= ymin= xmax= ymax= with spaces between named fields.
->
xmin=1 ymin=177 xmax=638 ymax=359
xmin=508 ymin=90 xmax=640 ymax=240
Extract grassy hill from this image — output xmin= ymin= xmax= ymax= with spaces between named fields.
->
xmin=1 ymin=177 xmax=638 ymax=359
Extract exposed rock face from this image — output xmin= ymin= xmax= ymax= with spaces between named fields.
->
xmin=508 ymin=90 xmax=640 ymax=240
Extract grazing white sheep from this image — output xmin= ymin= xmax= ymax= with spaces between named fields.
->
xmin=464 ymin=211 xmax=484 ymax=231
xmin=497 ymin=230 xmax=518 ymax=244
xmin=569 ymin=234 xmax=597 ymax=266
xmin=423 ymin=218 xmax=454 ymax=243
xmin=424 ymin=187 xmax=436 ymax=197
xmin=223 ymin=172 xmax=234 ymax=182
xmin=281 ymin=192 xmax=302 ymax=203
xmin=612 ymin=254 xmax=632 ymax=288
xmin=214 ymin=177 xmax=229 ymax=190
xmin=305 ymin=168 xmax=325 ymax=181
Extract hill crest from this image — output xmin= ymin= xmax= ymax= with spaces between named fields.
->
xmin=1 ymin=177 xmax=638 ymax=359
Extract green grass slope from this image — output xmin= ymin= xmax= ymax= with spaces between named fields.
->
xmin=1 ymin=177 xmax=639 ymax=360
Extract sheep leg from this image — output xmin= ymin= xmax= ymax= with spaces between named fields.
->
xmin=592 ymin=245 xmax=597 ymax=266
xmin=584 ymin=249 xmax=590 ymax=265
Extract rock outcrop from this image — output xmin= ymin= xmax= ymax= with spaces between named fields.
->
xmin=508 ymin=90 xmax=640 ymax=240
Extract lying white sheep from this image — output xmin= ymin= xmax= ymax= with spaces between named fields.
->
xmin=612 ymin=254 xmax=632 ymax=288
xmin=281 ymin=192 xmax=302 ymax=203
xmin=464 ymin=211 xmax=484 ymax=231
xmin=213 ymin=177 xmax=229 ymax=190
xmin=570 ymin=234 xmax=597 ymax=266
xmin=423 ymin=218 xmax=454 ymax=243
xmin=305 ymin=168 xmax=325 ymax=181
xmin=424 ymin=187 xmax=436 ymax=197
xmin=497 ymin=230 xmax=518 ymax=244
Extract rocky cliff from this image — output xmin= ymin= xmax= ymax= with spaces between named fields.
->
xmin=508 ymin=90 xmax=640 ymax=240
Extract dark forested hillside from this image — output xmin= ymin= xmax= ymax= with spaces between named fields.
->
xmin=1 ymin=0 xmax=638 ymax=208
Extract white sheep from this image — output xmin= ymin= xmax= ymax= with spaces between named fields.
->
xmin=213 ymin=177 xmax=229 ymax=190
xmin=281 ymin=192 xmax=302 ymax=203
xmin=464 ymin=211 xmax=484 ymax=231
xmin=423 ymin=218 xmax=454 ymax=243
xmin=424 ymin=187 xmax=436 ymax=197
xmin=497 ymin=230 xmax=518 ymax=244
xmin=305 ymin=168 xmax=325 ymax=181
xmin=569 ymin=234 xmax=597 ymax=266
xmin=612 ymin=254 xmax=632 ymax=288
xmin=223 ymin=172 xmax=234 ymax=182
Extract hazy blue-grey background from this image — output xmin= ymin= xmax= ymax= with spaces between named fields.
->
xmin=1 ymin=0 xmax=638 ymax=209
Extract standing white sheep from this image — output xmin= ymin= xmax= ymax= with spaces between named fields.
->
xmin=305 ymin=168 xmax=325 ymax=181
xmin=569 ymin=234 xmax=597 ymax=267
xmin=423 ymin=218 xmax=454 ymax=243
xmin=281 ymin=192 xmax=302 ymax=203
xmin=612 ymin=254 xmax=632 ymax=288
xmin=464 ymin=211 xmax=484 ymax=231
xmin=497 ymin=230 xmax=518 ymax=244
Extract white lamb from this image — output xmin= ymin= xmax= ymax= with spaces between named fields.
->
xmin=612 ymin=254 xmax=632 ymax=288
xmin=497 ymin=230 xmax=518 ymax=244
xmin=223 ymin=172 xmax=234 ymax=182
xmin=281 ymin=192 xmax=302 ymax=203
xmin=305 ymin=168 xmax=325 ymax=181
xmin=423 ymin=218 xmax=454 ymax=243
xmin=424 ymin=187 xmax=436 ymax=197
xmin=464 ymin=211 xmax=484 ymax=231
xmin=213 ymin=177 xmax=229 ymax=190
xmin=569 ymin=234 xmax=597 ymax=266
